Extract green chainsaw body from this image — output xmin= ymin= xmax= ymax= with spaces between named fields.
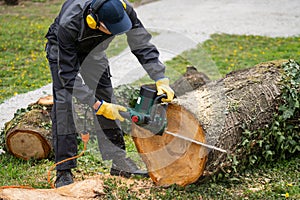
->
xmin=126 ymin=85 xmax=167 ymax=135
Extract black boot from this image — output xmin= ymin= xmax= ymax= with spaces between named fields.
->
xmin=55 ymin=169 xmax=74 ymax=188
xmin=110 ymin=157 xmax=149 ymax=178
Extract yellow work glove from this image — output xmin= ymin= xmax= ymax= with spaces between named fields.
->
xmin=155 ymin=77 xmax=174 ymax=102
xmin=96 ymin=101 xmax=127 ymax=122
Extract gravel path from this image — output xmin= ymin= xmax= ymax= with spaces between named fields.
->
xmin=1 ymin=0 xmax=299 ymax=130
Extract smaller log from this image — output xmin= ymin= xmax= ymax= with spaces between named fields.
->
xmin=5 ymin=96 xmax=53 ymax=160
xmin=36 ymin=95 xmax=53 ymax=106
xmin=171 ymin=66 xmax=210 ymax=97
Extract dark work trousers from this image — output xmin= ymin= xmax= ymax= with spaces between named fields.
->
xmin=49 ymin=59 xmax=126 ymax=170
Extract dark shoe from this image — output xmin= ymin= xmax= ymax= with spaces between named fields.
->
xmin=110 ymin=157 xmax=149 ymax=178
xmin=55 ymin=169 xmax=74 ymax=188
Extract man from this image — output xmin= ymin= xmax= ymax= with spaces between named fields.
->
xmin=45 ymin=0 xmax=174 ymax=188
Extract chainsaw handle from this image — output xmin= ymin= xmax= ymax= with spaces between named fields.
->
xmin=120 ymin=111 xmax=131 ymax=120
xmin=154 ymin=94 xmax=167 ymax=104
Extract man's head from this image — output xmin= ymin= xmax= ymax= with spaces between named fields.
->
xmin=86 ymin=0 xmax=132 ymax=35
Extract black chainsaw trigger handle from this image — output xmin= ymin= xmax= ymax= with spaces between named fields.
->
xmin=154 ymin=94 xmax=168 ymax=104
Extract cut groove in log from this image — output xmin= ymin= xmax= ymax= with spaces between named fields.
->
xmin=132 ymin=103 xmax=208 ymax=186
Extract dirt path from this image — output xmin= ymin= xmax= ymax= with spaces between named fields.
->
xmin=137 ymin=0 xmax=300 ymax=42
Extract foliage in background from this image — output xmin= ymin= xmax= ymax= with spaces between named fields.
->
xmin=214 ymin=60 xmax=300 ymax=180
xmin=238 ymin=60 xmax=299 ymax=166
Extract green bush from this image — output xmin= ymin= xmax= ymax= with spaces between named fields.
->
xmin=240 ymin=60 xmax=300 ymax=166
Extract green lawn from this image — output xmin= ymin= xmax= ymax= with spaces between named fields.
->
xmin=1 ymin=1 xmax=300 ymax=102
xmin=0 ymin=0 xmax=299 ymax=199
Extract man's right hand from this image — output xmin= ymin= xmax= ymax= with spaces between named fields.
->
xmin=95 ymin=101 xmax=127 ymax=121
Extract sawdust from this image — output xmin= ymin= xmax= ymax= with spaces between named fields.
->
xmin=0 ymin=174 xmax=155 ymax=200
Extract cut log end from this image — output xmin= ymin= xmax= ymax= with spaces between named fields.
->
xmin=6 ymin=130 xmax=51 ymax=160
xmin=36 ymin=95 xmax=53 ymax=106
xmin=132 ymin=103 xmax=208 ymax=187
xmin=5 ymin=109 xmax=52 ymax=160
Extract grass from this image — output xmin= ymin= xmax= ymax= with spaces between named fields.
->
xmin=0 ymin=0 xmax=156 ymax=103
xmin=147 ymin=156 xmax=300 ymax=199
xmin=0 ymin=0 xmax=299 ymax=199
xmin=133 ymin=34 xmax=300 ymax=86
xmin=0 ymin=0 xmax=62 ymax=103
xmin=201 ymin=34 xmax=300 ymax=76
xmin=0 ymin=16 xmax=50 ymax=101
xmin=1 ymin=149 xmax=299 ymax=199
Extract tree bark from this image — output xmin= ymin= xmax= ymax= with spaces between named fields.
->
xmin=132 ymin=60 xmax=288 ymax=186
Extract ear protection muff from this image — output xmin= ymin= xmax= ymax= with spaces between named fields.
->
xmin=86 ymin=0 xmax=127 ymax=29
xmin=86 ymin=0 xmax=108 ymax=29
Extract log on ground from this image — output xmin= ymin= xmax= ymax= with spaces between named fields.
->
xmin=4 ymin=96 xmax=53 ymax=160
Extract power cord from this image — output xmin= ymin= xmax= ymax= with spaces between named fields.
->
xmin=0 ymin=106 xmax=91 ymax=190
xmin=47 ymin=106 xmax=91 ymax=188
xmin=47 ymin=132 xmax=90 ymax=188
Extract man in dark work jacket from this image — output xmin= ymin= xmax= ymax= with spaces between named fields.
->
xmin=45 ymin=0 xmax=174 ymax=188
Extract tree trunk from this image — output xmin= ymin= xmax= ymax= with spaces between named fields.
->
xmin=4 ymin=96 xmax=53 ymax=160
xmin=132 ymin=60 xmax=288 ymax=186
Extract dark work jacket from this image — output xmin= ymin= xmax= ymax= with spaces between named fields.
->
xmin=45 ymin=0 xmax=165 ymax=107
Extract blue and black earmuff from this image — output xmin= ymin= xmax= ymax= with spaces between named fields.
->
xmin=86 ymin=0 xmax=127 ymax=29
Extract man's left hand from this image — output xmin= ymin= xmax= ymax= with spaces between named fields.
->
xmin=155 ymin=77 xmax=174 ymax=102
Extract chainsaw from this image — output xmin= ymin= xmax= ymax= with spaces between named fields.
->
xmin=121 ymin=85 xmax=227 ymax=153
xmin=121 ymin=85 xmax=168 ymax=135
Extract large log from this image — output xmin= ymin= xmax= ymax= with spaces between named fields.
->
xmin=132 ymin=60 xmax=292 ymax=186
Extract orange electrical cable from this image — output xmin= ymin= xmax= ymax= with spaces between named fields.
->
xmin=47 ymin=132 xmax=90 ymax=188
xmin=0 ymin=185 xmax=34 ymax=189
xmin=0 ymin=132 xmax=90 ymax=190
